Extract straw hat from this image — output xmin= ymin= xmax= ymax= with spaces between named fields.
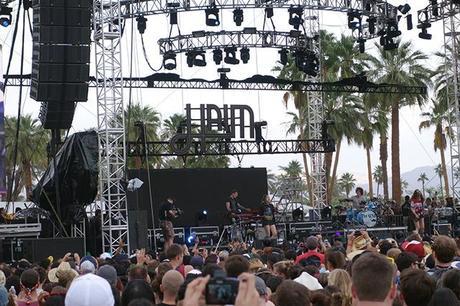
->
xmin=48 ymin=262 xmax=78 ymax=283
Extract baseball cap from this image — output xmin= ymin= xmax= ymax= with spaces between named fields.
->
xmin=255 ymin=276 xmax=267 ymax=296
xmin=403 ymin=241 xmax=426 ymax=259
xmin=80 ymin=256 xmax=98 ymax=269
xmin=65 ymin=273 xmax=114 ymax=306
xmin=97 ymin=265 xmax=118 ymax=286
xmin=80 ymin=261 xmax=96 ymax=274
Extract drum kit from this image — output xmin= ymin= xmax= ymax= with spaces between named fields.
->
xmin=336 ymin=199 xmax=381 ymax=228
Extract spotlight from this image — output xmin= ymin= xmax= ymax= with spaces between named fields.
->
xmin=213 ymin=49 xmax=223 ymax=65
xmin=205 ymin=7 xmax=220 ymax=26
xmin=368 ymin=17 xmax=376 ymax=34
xmin=136 ymin=15 xmax=147 ymax=34
xmin=169 ymin=9 xmax=178 ymax=25
xmin=186 ymin=52 xmax=206 ymax=67
xmin=187 ymin=233 xmax=196 ymax=245
xmin=397 ymin=4 xmax=411 ymax=14
xmin=295 ymin=50 xmax=319 ymax=77
xmin=431 ymin=0 xmax=439 ymax=17
xmin=386 ymin=21 xmax=401 ymax=38
xmin=357 ymin=38 xmax=366 ymax=53
xmin=418 ymin=26 xmax=432 ymax=40
xmin=406 ymin=14 xmax=413 ymax=30
xmin=0 ymin=7 xmax=11 ymax=28
xmin=288 ymin=5 xmax=304 ymax=30
xmin=163 ymin=52 xmax=177 ymax=70
xmin=347 ymin=10 xmax=362 ymax=30
xmin=196 ymin=209 xmax=208 ymax=224
xmin=224 ymin=47 xmax=239 ymax=65
xmin=265 ymin=7 xmax=274 ymax=18
xmin=233 ymin=8 xmax=243 ymax=26
xmin=292 ymin=207 xmax=304 ymax=222
xmin=240 ymin=47 xmax=250 ymax=64
xmin=279 ymin=48 xmax=288 ymax=65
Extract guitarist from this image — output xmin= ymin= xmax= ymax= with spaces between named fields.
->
xmin=159 ymin=196 xmax=180 ymax=251
xmin=225 ymin=189 xmax=250 ymax=224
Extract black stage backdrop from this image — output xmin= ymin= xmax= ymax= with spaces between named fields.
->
xmin=127 ymin=168 xmax=267 ymax=228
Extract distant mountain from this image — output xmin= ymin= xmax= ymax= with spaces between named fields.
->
xmin=361 ymin=165 xmax=451 ymax=196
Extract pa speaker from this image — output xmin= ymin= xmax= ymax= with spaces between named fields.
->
xmin=39 ymin=101 xmax=75 ymax=129
xmin=128 ymin=210 xmax=149 ymax=251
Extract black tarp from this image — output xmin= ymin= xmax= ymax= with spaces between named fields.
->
xmin=32 ymin=130 xmax=98 ymax=224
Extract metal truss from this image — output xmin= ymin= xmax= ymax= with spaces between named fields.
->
xmin=127 ymin=139 xmax=334 ymax=157
xmin=417 ymin=2 xmax=460 ymax=200
xmin=305 ymin=1 xmax=327 ymax=211
xmin=158 ymin=30 xmax=312 ymax=54
xmin=93 ymin=0 xmax=130 ymax=253
xmin=4 ymin=74 xmax=427 ymax=94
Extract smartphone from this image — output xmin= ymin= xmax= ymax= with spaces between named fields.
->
xmin=205 ymin=272 xmax=239 ymax=305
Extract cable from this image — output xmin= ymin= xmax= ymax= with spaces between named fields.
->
xmin=126 ymin=0 xmax=135 ymax=147
xmin=7 ymin=3 xmax=25 ymax=211
xmin=140 ymin=33 xmax=163 ymax=72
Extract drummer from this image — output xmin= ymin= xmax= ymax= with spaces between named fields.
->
xmin=351 ymin=187 xmax=366 ymax=211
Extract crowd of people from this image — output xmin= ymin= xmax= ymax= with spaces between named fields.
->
xmin=1 ymin=230 xmax=460 ymax=306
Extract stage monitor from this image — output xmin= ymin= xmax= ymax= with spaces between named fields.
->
xmin=127 ymin=168 xmax=268 ymax=227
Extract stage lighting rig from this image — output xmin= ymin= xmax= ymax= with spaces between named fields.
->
xmin=205 ymin=6 xmax=220 ymax=26
xmin=169 ymin=9 xmax=178 ymax=25
xmin=0 ymin=6 xmax=12 ymax=27
xmin=265 ymin=6 xmax=274 ymax=19
xmin=224 ymin=47 xmax=239 ymax=65
xmin=295 ymin=50 xmax=319 ymax=77
xmin=163 ymin=52 xmax=177 ymax=70
xmin=233 ymin=8 xmax=243 ymax=26
xmin=240 ymin=47 xmax=250 ymax=64
xmin=136 ymin=15 xmax=147 ymax=34
xmin=288 ymin=5 xmax=304 ymax=30
xmin=398 ymin=4 xmax=411 ymax=14
xmin=213 ymin=49 xmax=223 ymax=65
xmin=347 ymin=10 xmax=362 ymax=30
xmin=279 ymin=48 xmax=288 ymax=65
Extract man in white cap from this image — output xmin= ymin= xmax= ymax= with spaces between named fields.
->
xmin=65 ymin=273 xmax=114 ymax=306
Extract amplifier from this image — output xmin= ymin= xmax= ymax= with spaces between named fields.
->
xmin=149 ymin=228 xmax=185 ymax=251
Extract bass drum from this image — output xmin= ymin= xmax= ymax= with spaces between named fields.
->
xmin=357 ymin=211 xmax=377 ymax=228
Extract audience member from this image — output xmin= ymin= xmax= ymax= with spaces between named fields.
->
xmin=428 ymin=236 xmax=457 ymax=282
xmin=159 ymin=270 xmax=184 ymax=306
xmin=400 ymin=269 xmax=435 ymax=306
xmin=65 ymin=273 xmax=115 ymax=306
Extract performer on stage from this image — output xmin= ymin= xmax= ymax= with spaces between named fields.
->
xmin=351 ymin=187 xmax=366 ymax=210
xmin=159 ymin=196 xmax=179 ymax=251
xmin=260 ymin=194 xmax=277 ymax=239
xmin=225 ymin=189 xmax=249 ymax=224
xmin=410 ymin=189 xmax=425 ymax=235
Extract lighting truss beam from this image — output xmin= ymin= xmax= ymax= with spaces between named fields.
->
xmin=158 ymin=30 xmax=312 ymax=54
xmin=5 ymin=74 xmax=427 ymax=94
xmin=417 ymin=1 xmax=459 ymax=24
xmin=127 ymin=139 xmax=333 ymax=157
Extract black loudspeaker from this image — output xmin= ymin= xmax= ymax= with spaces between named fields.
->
xmin=31 ymin=0 xmax=91 ymax=128
xmin=128 ymin=210 xmax=149 ymax=251
xmin=39 ymin=101 xmax=75 ymax=129
xmin=2 ymin=238 xmax=85 ymax=262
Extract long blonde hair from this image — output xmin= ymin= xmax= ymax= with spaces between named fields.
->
xmin=328 ymin=269 xmax=352 ymax=297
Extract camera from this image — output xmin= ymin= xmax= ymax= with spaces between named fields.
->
xmin=205 ymin=270 xmax=239 ymax=305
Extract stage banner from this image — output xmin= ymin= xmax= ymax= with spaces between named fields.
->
xmin=0 ymin=45 xmax=6 ymax=197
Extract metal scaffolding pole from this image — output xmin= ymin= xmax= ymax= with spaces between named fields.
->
xmin=305 ymin=2 xmax=327 ymax=210
xmin=93 ymin=0 xmax=130 ymax=253
xmin=444 ymin=7 xmax=460 ymax=200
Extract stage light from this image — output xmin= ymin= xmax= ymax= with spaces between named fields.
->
xmin=187 ymin=234 xmax=196 ymax=245
xmin=386 ymin=21 xmax=401 ymax=38
xmin=265 ymin=7 xmax=274 ymax=18
xmin=347 ymin=10 xmax=362 ymax=30
xmin=357 ymin=38 xmax=366 ymax=53
xmin=240 ymin=47 xmax=250 ymax=64
xmin=213 ymin=49 xmax=223 ymax=65
xmin=136 ymin=15 xmax=147 ymax=34
xmin=233 ymin=8 xmax=243 ymax=26
xmin=279 ymin=48 xmax=288 ymax=65
xmin=186 ymin=52 xmax=206 ymax=67
xmin=196 ymin=210 xmax=208 ymax=224
xmin=224 ymin=47 xmax=239 ymax=65
xmin=163 ymin=52 xmax=177 ymax=70
xmin=295 ymin=50 xmax=319 ymax=77
xmin=367 ymin=17 xmax=376 ymax=34
xmin=431 ymin=0 xmax=439 ymax=17
xmin=288 ymin=5 xmax=304 ymax=30
xmin=383 ymin=37 xmax=399 ymax=50
xmin=406 ymin=14 xmax=413 ymax=30
xmin=0 ymin=7 xmax=12 ymax=28
xmin=243 ymin=27 xmax=257 ymax=34
xmin=398 ymin=4 xmax=411 ymax=14
xmin=419 ymin=26 xmax=432 ymax=40
xmin=292 ymin=207 xmax=304 ymax=222
xmin=205 ymin=7 xmax=220 ymax=26
xmin=169 ymin=9 xmax=178 ymax=25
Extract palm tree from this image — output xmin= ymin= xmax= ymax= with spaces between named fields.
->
xmin=419 ymin=100 xmax=451 ymax=198
xmin=401 ymin=180 xmax=409 ymax=195
xmin=338 ymin=172 xmax=356 ymax=197
xmin=125 ymin=103 xmax=161 ymax=168
xmin=161 ymin=113 xmax=186 ymax=141
xmin=366 ymin=41 xmax=432 ymax=203
xmin=434 ymin=164 xmax=444 ymax=199
xmin=5 ymin=115 xmax=49 ymax=200
xmin=279 ymin=160 xmax=303 ymax=178
xmin=417 ymin=172 xmax=429 ymax=198
xmin=373 ymin=166 xmax=383 ymax=198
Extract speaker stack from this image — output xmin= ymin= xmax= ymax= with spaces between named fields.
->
xmin=31 ymin=0 xmax=91 ymax=129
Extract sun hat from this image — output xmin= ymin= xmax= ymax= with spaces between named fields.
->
xmin=48 ymin=262 xmax=78 ymax=283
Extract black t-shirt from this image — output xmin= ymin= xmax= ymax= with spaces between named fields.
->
xmin=262 ymin=204 xmax=275 ymax=221
xmin=402 ymin=202 xmax=411 ymax=217
xmin=227 ymin=197 xmax=240 ymax=213
xmin=159 ymin=201 xmax=174 ymax=221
